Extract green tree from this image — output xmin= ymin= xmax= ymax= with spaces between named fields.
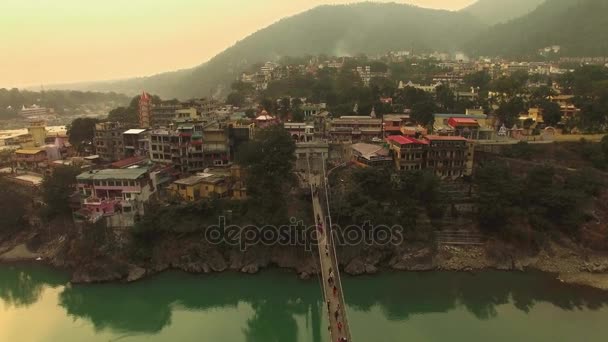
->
xmin=496 ymin=97 xmax=525 ymax=127
xmin=0 ymin=178 xmax=29 ymax=236
xmin=237 ymin=126 xmax=296 ymax=224
xmin=41 ymin=166 xmax=80 ymax=219
xmin=411 ymin=100 xmax=437 ymax=127
xmin=540 ymin=101 xmax=562 ymax=126
xmin=464 ymin=71 xmax=491 ymax=92
xmin=475 ymin=161 xmax=519 ymax=231
xmin=226 ymin=92 xmax=245 ymax=107
xmin=67 ymin=117 xmax=99 ymax=152
xmin=435 ymin=84 xmax=455 ymax=112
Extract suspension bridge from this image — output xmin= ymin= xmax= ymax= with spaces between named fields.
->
xmin=306 ymin=154 xmax=352 ymax=342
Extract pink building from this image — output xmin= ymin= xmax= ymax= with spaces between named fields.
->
xmin=76 ymin=168 xmax=155 ymax=221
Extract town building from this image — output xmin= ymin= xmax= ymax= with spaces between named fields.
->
xmin=13 ymin=148 xmax=47 ymax=172
xmin=255 ymin=111 xmax=279 ymax=128
xmin=432 ymin=113 xmax=494 ymax=140
xmin=285 ymin=122 xmax=314 ymax=142
xmin=75 ymin=168 xmax=155 ymax=225
xmin=19 ymin=105 xmax=51 ymax=119
xmin=329 ymin=116 xmax=383 ymax=143
xmin=386 ymin=136 xmax=427 ymax=171
xmin=168 ymin=173 xmax=229 ymax=202
xmin=351 ymin=143 xmax=392 ymax=167
xmin=549 ymin=95 xmax=580 ymax=119
xmin=229 ymin=122 xmax=255 ymax=156
xmin=122 ymin=128 xmax=149 ymax=158
xmin=382 ymin=114 xmax=411 ymax=136
xmin=149 ymin=122 xmax=231 ymax=174
xmin=94 ymin=122 xmax=126 ymax=162
xmin=423 ymin=135 xmax=472 ymax=178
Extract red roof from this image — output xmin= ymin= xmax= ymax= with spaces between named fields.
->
xmin=424 ymin=135 xmax=468 ymax=142
xmin=387 ymin=135 xmax=427 ymax=145
xmin=448 ymin=117 xmax=479 ymax=127
xmin=110 ymin=156 xmax=147 ymax=169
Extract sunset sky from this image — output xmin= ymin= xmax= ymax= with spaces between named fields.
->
xmin=0 ymin=0 xmax=475 ymax=88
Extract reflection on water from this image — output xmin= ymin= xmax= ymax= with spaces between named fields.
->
xmin=2 ymin=265 xmax=608 ymax=342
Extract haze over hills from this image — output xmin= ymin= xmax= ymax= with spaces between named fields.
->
xmin=461 ymin=0 xmax=545 ymax=25
xmin=468 ymin=0 xmax=608 ymax=57
xmin=49 ymin=2 xmax=485 ymax=99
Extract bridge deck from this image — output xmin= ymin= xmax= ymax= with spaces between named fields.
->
xmin=309 ymin=172 xmax=352 ymax=342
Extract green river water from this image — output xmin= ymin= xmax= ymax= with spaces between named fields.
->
xmin=1 ymin=265 xmax=608 ymax=341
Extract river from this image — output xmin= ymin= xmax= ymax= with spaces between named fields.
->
xmin=1 ymin=265 xmax=608 ymax=341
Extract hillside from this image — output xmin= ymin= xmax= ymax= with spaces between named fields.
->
xmin=53 ymin=2 xmax=484 ymax=99
xmin=461 ymin=0 xmax=545 ymax=25
xmin=468 ymin=0 xmax=608 ymax=57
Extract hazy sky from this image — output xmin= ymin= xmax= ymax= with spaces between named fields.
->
xmin=0 ymin=0 xmax=475 ymax=88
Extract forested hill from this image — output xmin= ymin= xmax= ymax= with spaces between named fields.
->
xmin=467 ymin=0 xmax=608 ymax=57
xmin=53 ymin=2 xmax=484 ymax=99
xmin=461 ymin=0 xmax=545 ymax=25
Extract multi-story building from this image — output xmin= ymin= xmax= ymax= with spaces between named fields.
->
xmin=150 ymin=102 xmax=186 ymax=128
xmin=75 ymin=168 xmax=155 ymax=225
xmin=385 ymin=135 xmax=474 ymax=179
xmin=229 ymin=122 xmax=254 ymax=156
xmin=122 ymin=129 xmax=149 ymax=158
xmin=284 ymin=122 xmax=314 ymax=142
xmin=424 ymin=135 xmax=471 ymax=178
xmin=329 ymin=116 xmax=383 ymax=143
xmin=149 ymin=123 xmax=231 ymax=174
xmin=19 ymin=105 xmax=51 ymax=118
xmin=94 ymin=122 xmax=125 ymax=162
xmin=13 ymin=147 xmax=47 ymax=171
xmin=387 ymin=136 xmax=427 ymax=172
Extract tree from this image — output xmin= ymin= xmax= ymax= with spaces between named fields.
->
xmin=475 ymin=161 xmax=519 ymax=231
xmin=237 ymin=126 xmax=296 ymax=224
xmin=411 ymin=99 xmax=437 ymax=127
xmin=464 ymin=71 xmax=491 ymax=92
xmin=496 ymin=96 xmax=525 ymax=127
xmin=107 ymin=106 xmax=137 ymax=124
xmin=435 ymin=84 xmax=455 ymax=112
xmin=67 ymin=117 xmax=99 ymax=152
xmin=540 ymin=101 xmax=562 ymax=126
xmin=41 ymin=166 xmax=80 ymax=218
xmin=226 ymin=92 xmax=245 ymax=107
xmin=0 ymin=178 xmax=29 ymax=236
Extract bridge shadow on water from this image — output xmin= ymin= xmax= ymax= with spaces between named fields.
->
xmin=2 ymin=266 xmax=608 ymax=341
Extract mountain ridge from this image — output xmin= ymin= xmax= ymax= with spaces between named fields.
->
xmin=461 ymin=0 xmax=546 ymax=25
xmin=48 ymin=2 xmax=485 ymax=99
xmin=468 ymin=0 xmax=608 ymax=57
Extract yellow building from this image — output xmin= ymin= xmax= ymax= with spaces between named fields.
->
xmin=169 ymin=174 xmax=228 ymax=202
xmin=169 ymin=176 xmax=205 ymax=202
xmin=28 ymin=120 xmax=47 ymax=147
xmin=200 ymin=175 xmax=228 ymax=198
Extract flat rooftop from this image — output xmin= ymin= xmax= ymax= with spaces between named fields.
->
xmin=77 ymin=168 xmax=148 ymax=181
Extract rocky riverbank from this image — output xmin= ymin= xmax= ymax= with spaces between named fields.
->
xmin=2 ymin=232 xmax=608 ymax=291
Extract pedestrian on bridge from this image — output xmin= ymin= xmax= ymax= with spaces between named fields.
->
xmin=333 ymin=285 xmax=338 ymax=297
xmin=337 ymin=321 xmax=342 ymax=333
